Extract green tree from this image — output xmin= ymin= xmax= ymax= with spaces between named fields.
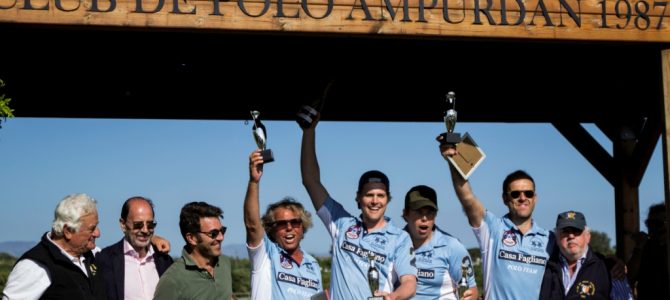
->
xmin=589 ymin=230 xmax=616 ymax=256
xmin=0 ymin=79 xmax=14 ymax=128
xmin=0 ymin=252 xmax=17 ymax=292
xmin=229 ymin=257 xmax=251 ymax=298
xmin=467 ymin=248 xmax=484 ymax=296
xmin=316 ymin=256 xmax=331 ymax=292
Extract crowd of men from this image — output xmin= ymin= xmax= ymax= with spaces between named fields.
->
xmin=1 ymin=113 xmax=665 ymax=300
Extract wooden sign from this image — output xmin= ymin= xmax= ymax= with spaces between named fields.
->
xmin=1 ymin=0 xmax=669 ymax=42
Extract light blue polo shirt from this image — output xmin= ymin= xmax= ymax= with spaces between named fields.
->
xmin=412 ymin=226 xmax=477 ymax=300
xmin=474 ymin=211 xmax=553 ymax=300
xmin=248 ymin=235 xmax=323 ymax=300
xmin=317 ymin=197 xmax=417 ymax=300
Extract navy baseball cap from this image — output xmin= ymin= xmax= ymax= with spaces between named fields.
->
xmin=357 ymin=170 xmax=389 ymax=193
xmin=556 ymin=211 xmax=586 ymax=230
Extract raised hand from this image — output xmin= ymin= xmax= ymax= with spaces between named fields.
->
xmin=249 ymin=150 xmax=264 ymax=183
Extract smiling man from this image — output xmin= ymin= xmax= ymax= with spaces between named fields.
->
xmin=244 ymin=149 xmax=323 ymax=300
xmin=153 ymin=202 xmax=234 ymax=300
xmin=540 ymin=211 xmax=613 ymax=299
xmin=96 ymin=197 xmax=174 ymax=300
xmin=440 ymin=143 xmax=554 ymax=299
xmin=300 ymin=114 xmax=417 ymax=300
xmin=2 ymin=193 xmax=105 ymax=300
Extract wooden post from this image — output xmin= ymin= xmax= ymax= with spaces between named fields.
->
xmin=661 ymin=48 xmax=670 ymax=298
xmin=613 ymin=126 xmax=639 ymax=260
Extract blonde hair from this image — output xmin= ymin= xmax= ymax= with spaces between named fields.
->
xmin=261 ymin=197 xmax=313 ymax=243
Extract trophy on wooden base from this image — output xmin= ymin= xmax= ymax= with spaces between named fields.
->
xmin=250 ymin=110 xmax=274 ymax=163
xmin=439 ymin=91 xmax=462 ymax=145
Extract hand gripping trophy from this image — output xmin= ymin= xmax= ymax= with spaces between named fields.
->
xmin=250 ymin=110 xmax=274 ymax=163
xmin=458 ymin=257 xmax=472 ymax=299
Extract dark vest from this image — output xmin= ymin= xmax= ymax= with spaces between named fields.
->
xmin=19 ymin=233 xmax=106 ymax=300
xmin=540 ymin=247 xmax=611 ymax=300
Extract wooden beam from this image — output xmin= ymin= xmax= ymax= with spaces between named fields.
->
xmin=552 ymin=122 xmax=616 ymax=186
xmin=626 ymin=116 xmax=661 ymax=187
xmin=553 ymin=120 xmax=643 ymax=259
xmin=595 ymin=115 xmax=661 ymax=187
xmin=2 ymin=0 xmax=670 ymax=42
xmin=613 ymin=125 xmax=639 ymax=260
xmin=661 ymin=48 xmax=670 ymax=296
xmin=595 ymin=121 xmax=616 ymax=143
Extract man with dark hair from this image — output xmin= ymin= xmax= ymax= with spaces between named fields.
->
xmin=300 ymin=115 xmax=417 ymax=300
xmin=154 ymin=202 xmax=235 ymax=300
xmin=96 ymin=196 xmax=174 ymax=300
xmin=2 ymin=193 xmax=106 ymax=300
xmin=440 ymin=143 xmax=553 ymax=299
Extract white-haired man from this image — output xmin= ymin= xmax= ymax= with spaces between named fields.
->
xmin=2 ymin=193 xmax=106 ymax=300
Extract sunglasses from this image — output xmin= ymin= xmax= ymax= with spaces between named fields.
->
xmin=560 ymin=227 xmax=584 ymax=236
xmin=272 ymin=218 xmax=303 ymax=230
xmin=131 ymin=220 xmax=157 ymax=230
xmin=508 ymin=190 xmax=535 ymax=199
xmin=199 ymin=226 xmax=227 ymax=239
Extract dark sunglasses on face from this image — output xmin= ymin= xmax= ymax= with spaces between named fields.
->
xmin=560 ymin=227 xmax=584 ymax=236
xmin=199 ymin=226 xmax=227 ymax=239
xmin=272 ymin=218 xmax=303 ymax=230
xmin=508 ymin=190 xmax=535 ymax=199
xmin=131 ymin=221 xmax=157 ymax=230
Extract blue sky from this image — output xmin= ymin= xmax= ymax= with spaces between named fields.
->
xmin=0 ymin=118 xmax=664 ymax=257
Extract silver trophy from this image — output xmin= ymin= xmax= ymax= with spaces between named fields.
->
xmin=250 ymin=110 xmax=274 ymax=163
xmin=458 ymin=257 xmax=472 ymax=299
xmin=439 ymin=91 xmax=462 ymax=145
xmin=367 ymin=254 xmax=383 ymax=300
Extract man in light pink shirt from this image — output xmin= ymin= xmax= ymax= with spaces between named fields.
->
xmin=96 ymin=196 xmax=174 ymax=300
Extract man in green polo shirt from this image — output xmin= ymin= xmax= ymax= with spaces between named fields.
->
xmin=154 ymin=202 xmax=235 ymax=300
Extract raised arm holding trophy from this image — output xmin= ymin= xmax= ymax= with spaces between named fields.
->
xmin=437 ymin=91 xmax=485 ymax=180
xmin=251 ymin=110 xmax=274 ymax=163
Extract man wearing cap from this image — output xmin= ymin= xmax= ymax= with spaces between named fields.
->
xmin=540 ymin=211 xmax=612 ymax=299
xmin=440 ymin=144 xmax=552 ymax=299
xmin=402 ymin=185 xmax=478 ymax=300
xmin=300 ymin=115 xmax=417 ymax=300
